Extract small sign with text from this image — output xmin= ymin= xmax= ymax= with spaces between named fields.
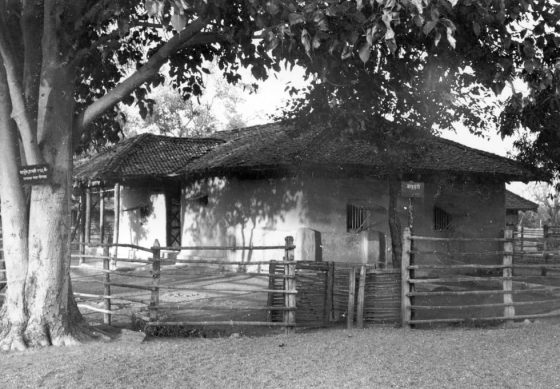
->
xmin=401 ymin=181 xmax=424 ymax=198
xmin=19 ymin=164 xmax=50 ymax=185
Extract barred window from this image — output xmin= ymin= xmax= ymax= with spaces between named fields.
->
xmin=434 ymin=206 xmax=451 ymax=231
xmin=347 ymin=204 xmax=369 ymax=233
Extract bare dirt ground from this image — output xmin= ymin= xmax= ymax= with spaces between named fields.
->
xmin=71 ymin=257 xmax=276 ymax=333
xmin=2 ymin=320 xmax=560 ymax=388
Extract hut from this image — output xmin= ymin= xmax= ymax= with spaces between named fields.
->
xmin=74 ymin=121 xmax=540 ymax=265
xmin=505 ymin=190 xmax=538 ymax=227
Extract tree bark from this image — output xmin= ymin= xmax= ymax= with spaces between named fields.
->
xmin=0 ymin=66 xmax=29 ymax=351
xmin=22 ymin=15 xmax=84 ymax=344
xmin=388 ymin=180 xmax=402 ymax=268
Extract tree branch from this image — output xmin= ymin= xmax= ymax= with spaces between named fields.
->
xmin=177 ymin=32 xmax=233 ymax=50
xmin=21 ymin=0 xmax=43 ymax=131
xmin=72 ymin=0 xmax=111 ymax=31
xmin=0 ymin=19 xmax=42 ymax=165
xmin=74 ymin=17 xmax=211 ymax=136
xmin=70 ymin=29 xmax=121 ymax=67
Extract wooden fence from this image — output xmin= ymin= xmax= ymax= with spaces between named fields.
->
xmin=71 ymin=238 xmax=298 ymax=333
xmin=402 ymin=227 xmax=560 ymax=327
xmin=268 ymin=261 xmax=401 ymax=329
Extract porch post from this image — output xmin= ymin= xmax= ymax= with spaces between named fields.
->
xmin=112 ymin=183 xmax=120 ymax=257
xmin=85 ymin=185 xmax=91 ymax=244
xmin=99 ymin=187 xmax=105 ymax=243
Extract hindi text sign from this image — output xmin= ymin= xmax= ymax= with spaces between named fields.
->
xmin=401 ymin=181 xmax=424 ymax=198
xmin=19 ymin=164 xmax=50 ymax=185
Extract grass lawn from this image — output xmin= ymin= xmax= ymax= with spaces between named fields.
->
xmin=2 ymin=320 xmax=560 ymax=388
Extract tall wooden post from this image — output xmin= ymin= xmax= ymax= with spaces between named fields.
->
xmin=112 ymin=183 xmax=121 ymax=267
xmin=503 ymin=229 xmax=515 ymax=322
xmin=79 ymin=191 xmax=86 ymax=263
xmin=347 ymin=266 xmax=356 ymax=329
xmin=401 ymin=227 xmax=412 ymax=328
xmin=356 ymin=265 xmax=366 ymax=329
xmin=102 ymin=245 xmax=111 ymax=325
xmin=520 ymin=225 xmax=524 ymax=267
xmin=99 ymin=187 xmax=105 ymax=244
xmin=267 ymin=260 xmax=277 ymax=322
xmin=83 ymin=186 xmax=92 ymax=264
xmin=150 ymin=239 xmax=161 ymax=322
xmin=284 ymin=236 xmax=296 ymax=334
xmin=542 ymin=225 xmax=549 ymax=276
xmin=324 ymin=261 xmax=334 ymax=324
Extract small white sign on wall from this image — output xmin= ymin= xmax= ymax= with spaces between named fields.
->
xmin=401 ymin=181 xmax=424 ymax=198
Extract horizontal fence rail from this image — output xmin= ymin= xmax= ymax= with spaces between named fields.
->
xmin=69 ymin=237 xmax=298 ymax=334
xmin=402 ymin=227 xmax=560 ymax=327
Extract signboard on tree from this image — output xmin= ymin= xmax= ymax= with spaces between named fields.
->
xmin=401 ymin=181 xmax=424 ymax=198
xmin=19 ymin=164 xmax=50 ymax=185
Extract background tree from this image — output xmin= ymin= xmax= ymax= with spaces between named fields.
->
xmin=519 ymin=183 xmax=560 ymax=228
xmin=120 ymin=65 xmax=252 ymax=139
xmin=499 ymin=0 xmax=560 ymax=182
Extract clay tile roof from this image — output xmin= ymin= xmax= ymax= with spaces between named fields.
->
xmin=74 ymin=133 xmax=223 ymax=184
xmin=182 ymin=122 xmax=541 ymax=181
xmin=505 ymin=190 xmax=538 ymax=211
xmin=75 ymin=121 xmax=543 ymax=184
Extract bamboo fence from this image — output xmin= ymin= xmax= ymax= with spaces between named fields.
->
xmin=402 ymin=227 xmax=560 ymax=327
xmin=267 ymin=260 xmax=402 ymax=329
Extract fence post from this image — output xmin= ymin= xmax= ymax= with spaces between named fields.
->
xmin=284 ymin=236 xmax=296 ymax=334
xmin=267 ymin=260 xmax=277 ymax=322
xmin=324 ymin=261 xmax=334 ymax=324
xmin=520 ymin=225 xmax=524 ymax=268
xmin=503 ymin=229 xmax=515 ymax=322
xmin=401 ymin=227 xmax=412 ymax=328
xmin=356 ymin=265 xmax=366 ymax=329
xmin=542 ymin=225 xmax=549 ymax=276
xmin=150 ymin=239 xmax=161 ymax=323
xmin=347 ymin=266 xmax=356 ymax=329
xmin=82 ymin=187 xmax=91 ymax=265
xmin=102 ymin=245 xmax=111 ymax=325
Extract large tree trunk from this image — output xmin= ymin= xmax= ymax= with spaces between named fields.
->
xmin=0 ymin=44 xmax=92 ymax=350
xmin=23 ymin=55 xmax=84 ymax=346
xmin=0 ymin=67 xmax=29 ymax=351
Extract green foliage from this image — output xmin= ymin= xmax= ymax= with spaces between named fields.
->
xmin=45 ymin=0 xmax=560 ymax=176
xmin=267 ymin=0 xmax=528 ymax=145
xmin=72 ymin=0 xmax=281 ymax=151
xmin=122 ymin=69 xmax=250 ymax=137
xmin=496 ymin=1 xmax=560 ymax=180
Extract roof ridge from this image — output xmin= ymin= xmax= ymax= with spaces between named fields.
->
xmin=146 ymin=133 xmax=225 ymax=143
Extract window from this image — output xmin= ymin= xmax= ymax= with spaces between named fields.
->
xmin=433 ymin=206 xmax=451 ymax=231
xmin=347 ymin=204 xmax=369 ymax=233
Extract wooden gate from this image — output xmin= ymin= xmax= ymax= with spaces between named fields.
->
xmin=269 ymin=261 xmax=401 ymax=328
